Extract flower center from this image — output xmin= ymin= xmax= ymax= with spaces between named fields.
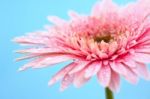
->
xmin=94 ymin=35 xmax=113 ymax=43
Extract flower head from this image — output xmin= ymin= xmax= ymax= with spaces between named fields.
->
xmin=14 ymin=0 xmax=150 ymax=92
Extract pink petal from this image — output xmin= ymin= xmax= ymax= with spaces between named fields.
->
xmin=84 ymin=61 xmax=102 ymax=78
xmin=124 ymin=67 xmax=139 ymax=84
xmin=132 ymin=52 xmax=150 ymax=63
xmin=14 ymin=32 xmax=49 ymax=46
xmin=73 ymin=69 xmax=90 ymax=88
xmin=97 ymin=64 xmax=111 ymax=87
xmin=47 ymin=16 xmax=67 ymax=26
xmin=19 ymin=55 xmax=72 ymax=71
xmin=91 ymin=1 xmax=100 ymax=17
xmin=108 ymin=70 xmax=120 ymax=92
xmin=108 ymin=41 xmax=118 ymax=55
xmin=18 ymin=58 xmax=45 ymax=71
xmin=91 ymin=0 xmax=118 ymax=17
xmin=60 ymin=74 xmax=74 ymax=91
xmin=16 ymin=48 xmax=62 ymax=54
xmin=110 ymin=62 xmax=127 ymax=76
xmin=133 ymin=62 xmax=150 ymax=80
xmin=123 ymin=56 xmax=137 ymax=68
xmin=135 ymin=48 xmax=150 ymax=53
xmin=97 ymin=51 xmax=108 ymax=59
xmin=110 ymin=62 xmax=138 ymax=84
xmin=100 ymin=41 xmax=109 ymax=53
xmin=32 ymin=55 xmax=72 ymax=68
xmin=68 ymin=10 xmax=81 ymax=20
xmin=16 ymin=54 xmax=38 ymax=62
xmin=69 ymin=61 xmax=90 ymax=74
xmin=48 ymin=62 xmax=77 ymax=86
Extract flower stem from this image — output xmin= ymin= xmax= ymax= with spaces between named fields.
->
xmin=105 ymin=88 xmax=114 ymax=99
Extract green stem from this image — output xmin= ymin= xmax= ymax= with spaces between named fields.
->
xmin=105 ymin=88 xmax=114 ymax=99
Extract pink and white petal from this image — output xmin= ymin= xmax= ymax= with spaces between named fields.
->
xmin=18 ymin=58 xmax=45 ymax=71
xmin=122 ymin=57 xmax=137 ymax=68
xmin=85 ymin=61 xmax=102 ymax=78
xmin=19 ymin=55 xmax=73 ymax=70
xmin=32 ymin=55 xmax=73 ymax=68
xmin=110 ymin=62 xmax=127 ymax=76
xmin=69 ymin=61 xmax=91 ymax=74
xmin=16 ymin=54 xmax=38 ymax=62
xmin=133 ymin=62 xmax=150 ymax=80
xmin=100 ymin=41 xmax=109 ymax=53
xmin=108 ymin=41 xmax=118 ymax=55
xmin=132 ymin=52 xmax=150 ymax=63
xmin=14 ymin=32 xmax=49 ymax=46
xmin=110 ymin=61 xmax=138 ymax=84
xmin=60 ymin=74 xmax=74 ymax=91
xmin=97 ymin=64 xmax=111 ymax=87
xmin=14 ymin=36 xmax=40 ymax=45
xmin=108 ymin=70 xmax=120 ymax=92
xmin=97 ymin=51 xmax=108 ymax=59
xmin=136 ymin=27 xmax=150 ymax=43
xmin=91 ymin=1 xmax=100 ymax=17
xmin=135 ymin=48 xmax=150 ymax=53
xmin=47 ymin=16 xmax=67 ymax=26
xmin=124 ymin=67 xmax=139 ymax=84
xmin=16 ymin=48 xmax=62 ymax=54
xmin=73 ymin=69 xmax=90 ymax=88
xmin=91 ymin=0 xmax=118 ymax=17
xmin=48 ymin=62 xmax=77 ymax=86
xmin=68 ymin=10 xmax=81 ymax=20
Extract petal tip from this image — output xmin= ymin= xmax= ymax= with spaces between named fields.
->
xmin=48 ymin=80 xmax=55 ymax=86
xmin=18 ymin=67 xmax=25 ymax=71
xmin=59 ymin=87 xmax=65 ymax=92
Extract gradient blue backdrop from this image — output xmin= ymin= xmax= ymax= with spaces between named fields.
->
xmin=0 ymin=0 xmax=150 ymax=99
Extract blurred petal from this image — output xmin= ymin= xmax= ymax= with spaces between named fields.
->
xmin=69 ymin=61 xmax=90 ymax=74
xmin=132 ymin=52 xmax=150 ymax=63
xmin=48 ymin=62 xmax=77 ymax=86
xmin=60 ymin=74 xmax=74 ymax=91
xmin=97 ymin=64 xmax=111 ymax=87
xmin=19 ymin=55 xmax=73 ymax=71
xmin=110 ymin=62 xmax=127 ymax=76
xmin=85 ymin=61 xmax=101 ymax=78
xmin=73 ymin=69 xmax=90 ymax=88
xmin=133 ymin=62 xmax=150 ymax=80
xmin=47 ymin=16 xmax=67 ymax=26
xmin=108 ymin=70 xmax=120 ymax=92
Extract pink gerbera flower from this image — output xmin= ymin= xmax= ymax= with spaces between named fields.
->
xmin=14 ymin=0 xmax=150 ymax=92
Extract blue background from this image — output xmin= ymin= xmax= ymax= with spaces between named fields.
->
xmin=0 ymin=0 xmax=150 ymax=99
